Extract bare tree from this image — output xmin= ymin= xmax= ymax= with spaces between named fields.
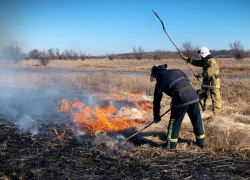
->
xmin=108 ymin=53 xmax=116 ymax=60
xmin=182 ymin=41 xmax=197 ymax=58
xmin=28 ymin=49 xmax=40 ymax=59
xmin=133 ymin=46 xmax=145 ymax=60
xmin=229 ymin=40 xmax=247 ymax=60
xmin=47 ymin=48 xmax=56 ymax=60
xmin=61 ymin=50 xmax=70 ymax=60
xmin=79 ymin=51 xmax=86 ymax=60
xmin=153 ymin=50 xmax=164 ymax=60
xmin=55 ymin=49 xmax=60 ymax=59
xmin=1 ymin=42 xmax=23 ymax=63
xmin=40 ymin=50 xmax=50 ymax=66
xmin=69 ymin=49 xmax=78 ymax=60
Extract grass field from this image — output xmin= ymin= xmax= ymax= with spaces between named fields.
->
xmin=0 ymin=58 xmax=250 ymax=179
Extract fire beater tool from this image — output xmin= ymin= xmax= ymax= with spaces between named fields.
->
xmin=152 ymin=10 xmax=199 ymax=81
xmin=122 ymin=108 xmax=171 ymax=142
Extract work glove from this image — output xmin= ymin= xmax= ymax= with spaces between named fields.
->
xmin=154 ymin=114 xmax=161 ymax=123
xmin=196 ymin=89 xmax=203 ymax=96
xmin=153 ymin=107 xmax=161 ymax=123
xmin=196 ymin=72 xmax=203 ymax=79
xmin=182 ymin=56 xmax=188 ymax=61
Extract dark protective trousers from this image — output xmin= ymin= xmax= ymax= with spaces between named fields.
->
xmin=166 ymin=102 xmax=205 ymax=149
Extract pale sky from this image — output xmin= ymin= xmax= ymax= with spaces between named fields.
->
xmin=0 ymin=0 xmax=249 ymax=55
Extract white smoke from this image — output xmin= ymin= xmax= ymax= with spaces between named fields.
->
xmin=18 ymin=114 xmax=38 ymax=140
xmin=0 ymin=64 xmax=150 ymax=141
xmin=118 ymin=107 xmax=142 ymax=119
xmin=0 ymin=65 xmax=78 ymax=139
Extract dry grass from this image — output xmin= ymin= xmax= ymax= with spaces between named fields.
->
xmin=1 ymin=58 xmax=250 ymax=157
xmin=1 ymin=58 xmax=250 ymax=179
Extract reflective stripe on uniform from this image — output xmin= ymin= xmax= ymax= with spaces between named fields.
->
xmin=213 ymin=84 xmax=220 ymax=88
xmin=167 ymin=119 xmax=175 ymax=148
xmin=213 ymin=103 xmax=222 ymax=108
xmin=177 ymin=86 xmax=194 ymax=93
xmin=196 ymin=134 xmax=205 ymax=139
xmin=202 ymin=84 xmax=220 ymax=88
xmin=168 ymin=77 xmax=185 ymax=90
xmin=170 ymin=138 xmax=178 ymax=142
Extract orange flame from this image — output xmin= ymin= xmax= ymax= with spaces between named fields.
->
xmin=59 ymin=93 xmax=152 ymax=135
xmin=53 ymin=128 xmax=66 ymax=139
xmin=59 ymin=99 xmax=71 ymax=113
xmin=134 ymin=101 xmax=153 ymax=111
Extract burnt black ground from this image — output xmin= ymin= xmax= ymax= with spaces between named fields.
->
xmin=0 ymin=117 xmax=250 ymax=180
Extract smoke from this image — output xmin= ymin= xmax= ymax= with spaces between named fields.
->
xmin=114 ymin=134 xmax=125 ymax=140
xmin=0 ymin=42 xmax=24 ymax=63
xmin=0 ymin=0 xmax=25 ymax=59
xmin=0 ymin=69 xmax=129 ymax=139
xmin=0 ymin=84 xmax=66 ymax=136
xmin=18 ymin=114 xmax=38 ymax=140
xmin=0 ymin=83 xmax=101 ymax=140
xmin=0 ymin=63 xmax=151 ymax=142
xmin=0 ymin=65 xmax=78 ymax=138
xmin=93 ymin=133 xmax=120 ymax=148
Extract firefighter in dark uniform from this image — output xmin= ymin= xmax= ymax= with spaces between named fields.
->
xmin=183 ymin=47 xmax=222 ymax=115
xmin=151 ymin=64 xmax=205 ymax=149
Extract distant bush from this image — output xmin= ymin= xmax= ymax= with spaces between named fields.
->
xmin=133 ymin=46 xmax=144 ymax=60
xmin=1 ymin=42 xmax=23 ymax=63
xmin=47 ymin=48 xmax=56 ymax=60
xmin=28 ymin=49 xmax=40 ymax=59
xmin=211 ymin=49 xmax=233 ymax=58
xmin=24 ymin=46 xmax=243 ymax=62
xmin=40 ymin=50 xmax=50 ymax=66
xmin=79 ymin=52 xmax=86 ymax=60
xmin=108 ymin=53 xmax=115 ymax=60
xmin=229 ymin=40 xmax=247 ymax=60
xmin=182 ymin=41 xmax=198 ymax=58
xmin=153 ymin=50 xmax=164 ymax=60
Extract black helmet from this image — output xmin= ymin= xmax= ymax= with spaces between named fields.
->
xmin=150 ymin=64 xmax=167 ymax=82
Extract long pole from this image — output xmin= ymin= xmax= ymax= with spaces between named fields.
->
xmin=122 ymin=108 xmax=171 ymax=142
xmin=152 ymin=10 xmax=199 ymax=81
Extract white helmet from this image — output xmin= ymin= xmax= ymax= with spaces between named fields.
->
xmin=197 ymin=47 xmax=211 ymax=58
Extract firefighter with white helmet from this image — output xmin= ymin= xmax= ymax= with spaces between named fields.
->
xmin=183 ymin=47 xmax=222 ymax=115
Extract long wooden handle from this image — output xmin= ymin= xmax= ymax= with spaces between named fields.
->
xmin=152 ymin=10 xmax=199 ymax=81
xmin=123 ymin=121 xmax=154 ymax=142
xmin=122 ymin=108 xmax=171 ymax=142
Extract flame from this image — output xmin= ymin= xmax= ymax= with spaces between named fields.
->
xmin=59 ymin=93 xmax=152 ymax=135
xmin=59 ymin=99 xmax=71 ymax=112
xmin=53 ymin=128 xmax=66 ymax=139
xmin=134 ymin=101 xmax=153 ymax=111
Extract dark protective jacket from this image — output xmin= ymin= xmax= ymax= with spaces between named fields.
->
xmin=187 ymin=54 xmax=220 ymax=89
xmin=153 ymin=69 xmax=199 ymax=113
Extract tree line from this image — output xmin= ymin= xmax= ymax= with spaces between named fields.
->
xmin=0 ymin=40 xmax=249 ymax=66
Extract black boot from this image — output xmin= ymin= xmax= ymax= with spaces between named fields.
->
xmin=196 ymin=138 xmax=206 ymax=148
xmin=162 ymin=141 xmax=177 ymax=149
xmin=170 ymin=142 xmax=177 ymax=149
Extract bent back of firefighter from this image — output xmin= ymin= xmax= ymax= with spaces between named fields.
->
xmin=151 ymin=64 xmax=205 ymax=149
